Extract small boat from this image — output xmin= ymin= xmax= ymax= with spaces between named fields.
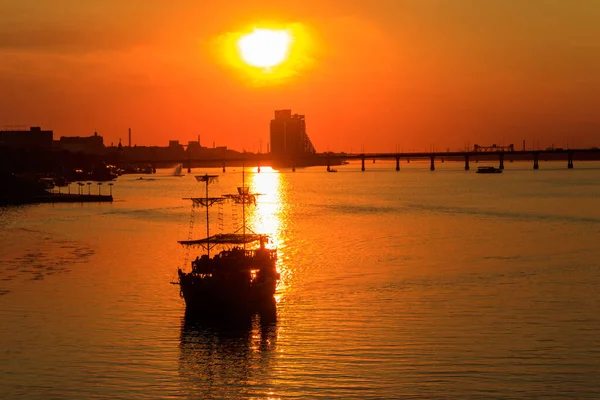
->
xmin=39 ymin=177 xmax=55 ymax=190
xmin=172 ymin=163 xmax=185 ymax=177
xmin=476 ymin=166 xmax=502 ymax=174
xmin=328 ymin=168 xmax=338 ymax=173
xmin=53 ymin=177 xmax=69 ymax=187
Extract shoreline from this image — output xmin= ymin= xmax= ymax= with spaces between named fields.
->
xmin=1 ymin=193 xmax=113 ymax=206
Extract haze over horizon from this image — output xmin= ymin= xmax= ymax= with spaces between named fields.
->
xmin=1 ymin=0 xmax=599 ymax=152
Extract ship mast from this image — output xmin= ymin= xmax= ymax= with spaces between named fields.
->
xmin=179 ymin=174 xmax=221 ymax=256
xmin=242 ymin=167 xmax=246 ymax=250
xmin=204 ymin=173 xmax=210 ymax=257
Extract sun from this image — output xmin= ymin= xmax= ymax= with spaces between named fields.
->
xmin=237 ymin=28 xmax=291 ymax=68
xmin=214 ymin=23 xmax=313 ymax=85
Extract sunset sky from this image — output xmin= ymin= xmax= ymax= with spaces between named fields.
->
xmin=1 ymin=0 xmax=599 ymax=152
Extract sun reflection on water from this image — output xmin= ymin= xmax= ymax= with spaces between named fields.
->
xmin=248 ymin=167 xmax=281 ymax=247
xmin=247 ymin=167 xmax=290 ymax=296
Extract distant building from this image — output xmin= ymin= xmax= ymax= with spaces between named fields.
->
xmin=109 ymin=139 xmax=235 ymax=164
xmin=269 ymin=110 xmax=316 ymax=159
xmin=187 ymin=140 xmax=202 ymax=152
xmin=57 ymin=131 xmax=105 ymax=155
xmin=165 ymin=140 xmax=185 ymax=159
xmin=0 ymin=126 xmax=53 ymax=149
xmin=473 ymin=144 xmax=515 ymax=152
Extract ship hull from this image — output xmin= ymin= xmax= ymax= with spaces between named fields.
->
xmin=179 ymin=274 xmax=278 ymax=315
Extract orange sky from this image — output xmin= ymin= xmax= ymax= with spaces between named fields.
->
xmin=1 ymin=0 xmax=599 ymax=152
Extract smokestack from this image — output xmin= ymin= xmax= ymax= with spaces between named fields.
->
xmin=128 ymin=128 xmax=131 ymax=147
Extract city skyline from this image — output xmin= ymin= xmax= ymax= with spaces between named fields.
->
xmin=3 ymin=119 xmax=594 ymax=155
xmin=1 ymin=1 xmax=599 ymax=152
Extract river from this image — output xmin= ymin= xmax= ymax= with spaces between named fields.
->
xmin=1 ymin=161 xmax=599 ymax=399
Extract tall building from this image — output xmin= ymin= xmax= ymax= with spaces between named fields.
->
xmin=269 ymin=110 xmax=316 ymax=159
xmin=0 ymin=126 xmax=53 ymax=149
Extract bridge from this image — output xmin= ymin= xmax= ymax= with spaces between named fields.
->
xmin=316 ymin=148 xmax=599 ymax=171
xmin=123 ymin=148 xmax=600 ymax=173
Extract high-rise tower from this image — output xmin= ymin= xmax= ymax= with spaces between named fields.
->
xmin=269 ymin=110 xmax=316 ymax=161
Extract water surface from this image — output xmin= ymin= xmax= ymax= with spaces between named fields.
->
xmin=1 ymin=161 xmax=599 ymax=399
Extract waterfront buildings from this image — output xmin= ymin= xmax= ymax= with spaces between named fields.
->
xmin=56 ymin=132 xmax=105 ymax=155
xmin=0 ymin=127 xmax=53 ymax=149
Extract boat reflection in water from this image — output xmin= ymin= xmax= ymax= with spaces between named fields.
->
xmin=178 ymin=299 xmax=278 ymax=397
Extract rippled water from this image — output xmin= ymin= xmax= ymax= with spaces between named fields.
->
xmin=1 ymin=161 xmax=600 ymax=399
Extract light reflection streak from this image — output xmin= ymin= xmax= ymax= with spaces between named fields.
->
xmin=249 ymin=167 xmax=281 ymax=248
xmin=247 ymin=168 xmax=287 ymax=394
xmin=247 ymin=167 xmax=290 ymax=296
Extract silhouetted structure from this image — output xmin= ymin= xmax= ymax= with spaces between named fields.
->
xmin=269 ymin=110 xmax=316 ymax=165
xmin=106 ymin=139 xmax=238 ymax=167
xmin=56 ymin=131 xmax=105 ymax=155
xmin=473 ymin=144 xmax=514 ymax=152
xmin=175 ymin=173 xmax=279 ymax=314
xmin=476 ymin=166 xmax=503 ymax=174
xmin=0 ymin=126 xmax=53 ymax=149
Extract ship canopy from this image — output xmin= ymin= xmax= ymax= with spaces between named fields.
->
xmin=183 ymin=197 xmax=225 ymax=208
xmin=178 ymin=233 xmax=269 ymax=248
xmin=222 ymin=186 xmax=262 ymax=205
xmin=222 ymin=193 xmax=258 ymax=205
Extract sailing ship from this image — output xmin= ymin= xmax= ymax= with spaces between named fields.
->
xmin=174 ymin=172 xmax=279 ymax=313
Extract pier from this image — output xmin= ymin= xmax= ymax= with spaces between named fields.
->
xmin=29 ymin=193 xmax=113 ymax=204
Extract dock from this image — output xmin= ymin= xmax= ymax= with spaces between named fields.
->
xmin=29 ymin=193 xmax=113 ymax=204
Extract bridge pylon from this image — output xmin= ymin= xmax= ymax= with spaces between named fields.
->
xmin=568 ymin=152 xmax=574 ymax=169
